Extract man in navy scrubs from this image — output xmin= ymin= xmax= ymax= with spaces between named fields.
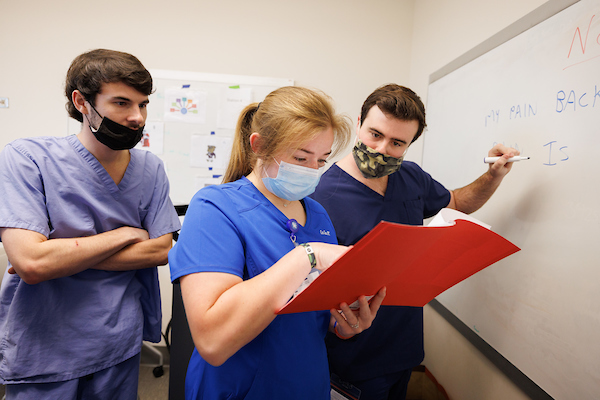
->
xmin=311 ymin=84 xmax=519 ymax=400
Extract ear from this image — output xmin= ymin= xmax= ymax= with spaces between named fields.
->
xmin=355 ymin=116 xmax=362 ymax=141
xmin=72 ymin=90 xmax=90 ymax=115
xmin=249 ymin=132 xmax=262 ymax=153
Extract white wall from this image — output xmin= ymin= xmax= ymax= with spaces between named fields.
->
xmin=0 ymin=247 xmax=7 ymax=279
xmin=0 ymin=0 xmax=554 ymax=397
xmin=0 ymin=0 xmax=414 ymax=149
xmin=0 ymin=0 xmax=414 ymax=346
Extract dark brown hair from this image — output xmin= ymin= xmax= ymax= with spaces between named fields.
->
xmin=360 ymin=84 xmax=427 ymax=143
xmin=65 ymin=49 xmax=153 ymax=122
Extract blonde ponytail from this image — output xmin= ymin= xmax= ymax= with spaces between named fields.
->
xmin=223 ymin=103 xmax=259 ymax=183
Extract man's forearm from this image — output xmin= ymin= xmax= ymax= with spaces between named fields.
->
xmin=447 ymin=143 xmax=518 ymax=214
xmin=92 ymin=233 xmax=173 ymax=271
xmin=0 ymin=226 xmax=149 ymax=284
xmin=450 ymin=171 xmax=503 ymax=214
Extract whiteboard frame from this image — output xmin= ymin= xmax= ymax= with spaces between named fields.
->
xmin=424 ymin=0 xmax=580 ymax=398
xmin=151 ymin=69 xmax=294 ymax=88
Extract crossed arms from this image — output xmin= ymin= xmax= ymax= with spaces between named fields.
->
xmin=0 ymin=226 xmax=172 ymax=285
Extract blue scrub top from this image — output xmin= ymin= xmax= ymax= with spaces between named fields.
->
xmin=169 ymin=177 xmax=336 ymax=400
xmin=310 ymin=162 xmax=451 ymax=381
xmin=0 ymin=135 xmax=181 ymax=384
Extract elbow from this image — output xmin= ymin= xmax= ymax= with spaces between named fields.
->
xmin=191 ymin=333 xmax=239 ymax=367
xmin=202 ymin=353 xmax=228 ymax=368
xmin=155 ymin=249 xmax=169 ymax=266
xmin=195 ymin=341 xmax=233 ymax=367
xmin=11 ymin=261 xmax=46 ymax=285
xmin=21 ymin=275 xmax=43 ymax=285
xmin=141 ymin=244 xmax=170 ymax=267
xmin=154 ymin=237 xmax=173 ymax=266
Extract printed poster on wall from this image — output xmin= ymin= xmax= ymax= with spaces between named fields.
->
xmin=190 ymin=133 xmax=233 ymax=170
xmin=135 ymin=121 xmax=164 ymax=154
xmin=164 ymin=86 xmax=207 ymax=123
xmin=217 ymin=86 xmax=253 ymax=129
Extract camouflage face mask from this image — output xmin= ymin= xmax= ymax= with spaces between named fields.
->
xmin=352 ymin=140 xmax=404 ymax=179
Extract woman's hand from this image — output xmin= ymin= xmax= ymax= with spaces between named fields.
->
xmin=329 ymin=286 xmax=387 ymax=339
xmin=308 ymin=242 xmax=352 ymax=273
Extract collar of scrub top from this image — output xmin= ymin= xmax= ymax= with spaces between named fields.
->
xmin=286 ymin=219 xmax=300 ymax=247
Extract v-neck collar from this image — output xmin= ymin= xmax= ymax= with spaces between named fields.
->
xmin=67 ymin=135 xmax=135 ymax=196
xmin=241 ymin=176 xmax=312 ymax=229
xmin=333 ymin=163 xmax=393 ymax=200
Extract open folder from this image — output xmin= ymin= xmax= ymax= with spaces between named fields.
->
xmin=277 ymin=209 xmax=520 ymax=314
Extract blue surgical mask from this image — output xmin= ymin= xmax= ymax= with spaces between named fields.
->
xmin=262 ymin=160 xmax=324 ymax=201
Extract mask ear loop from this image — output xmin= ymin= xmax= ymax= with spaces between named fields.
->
xmin=401 ymin=145 xmax=410 ymax=158
xmin=262 ymin=158 xmax=281 ymax=179
xmin=83 ymin=96 xmax=103 ymax=133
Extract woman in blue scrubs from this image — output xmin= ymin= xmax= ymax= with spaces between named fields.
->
xmin=169 ymin=86 xmax=386 ymax=400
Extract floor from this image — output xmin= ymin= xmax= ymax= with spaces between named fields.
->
xmin=138 ymin=364 xmax=170 ymax=400
xmin=138 ymin=344 xmax=170 ymax=400
xmin=0 ymin=349 xmax=435 ymax=400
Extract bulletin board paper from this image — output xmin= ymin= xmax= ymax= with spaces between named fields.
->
xmin=147 ymin=69 xmax=293 ymax=206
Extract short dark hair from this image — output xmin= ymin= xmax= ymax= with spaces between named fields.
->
xmin=360 ymin=84 xmax=427 ymax=143
xmin=64 ymin=49 xmax=153 ymax=122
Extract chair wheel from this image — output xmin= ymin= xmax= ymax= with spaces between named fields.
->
xmin=152 ymin=365 xmax=164 ymax=377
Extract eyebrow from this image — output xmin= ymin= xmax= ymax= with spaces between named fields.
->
xmin=298 ymin=148 xmax=332 ymax=157
xmin=370 ymin=128 xmax=408 ymax=145
xmin=110 ymin=96 xmax=150 ymax=105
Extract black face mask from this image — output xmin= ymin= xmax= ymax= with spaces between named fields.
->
xmin=86 ymin=103 xmax=144 ymax=150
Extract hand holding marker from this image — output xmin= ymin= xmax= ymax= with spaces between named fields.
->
xmin=484 ymin=156 xmax=530 ymax=163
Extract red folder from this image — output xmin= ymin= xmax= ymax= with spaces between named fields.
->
xmin=277 ymin=218 xmax=520 ymax=314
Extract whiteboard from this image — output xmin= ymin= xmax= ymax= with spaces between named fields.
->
xmin=144 ymin=70 xmax=293 ymax=206
xmin=422 ymin=0 xmax=599 ymax=398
